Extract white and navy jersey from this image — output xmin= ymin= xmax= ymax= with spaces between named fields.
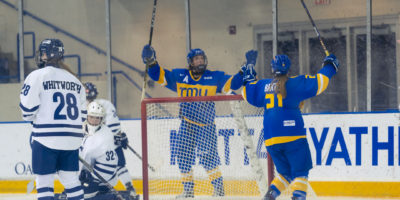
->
xmin=95 ymin=99 xmax=121 ymax=134
xmin=80 ymin=125 xmax=119 ymax=186
xmin=19 ymin=66 xmax=87 ymax=150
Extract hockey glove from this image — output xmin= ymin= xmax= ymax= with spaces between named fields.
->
xmin=245 ymin=50 xmax=258 ymax=65
xmin=240 ymin=64 xmax=257 ymax=85
xmin=79 ymin=169 xmax=92 ymax=185
xmin=142 ymin=44 xmax=157 ymax=65
xmin=323 ymin=54 xmax=339 ymax=72
xmin=114 ymin=132 xmax=129 ymax=149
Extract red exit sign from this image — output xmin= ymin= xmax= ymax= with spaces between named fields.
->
xmin=314 ymin=0 xmax=331 ymax=5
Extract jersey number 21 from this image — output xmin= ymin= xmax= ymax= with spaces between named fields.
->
xmin=265 ymin=93 xmax=283 ymax=109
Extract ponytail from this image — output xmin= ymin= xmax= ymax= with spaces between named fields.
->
xmin=58 ymin=60 xmax=78 ymax=79
xmin=273 ymin=75 xmax=289 ymax=98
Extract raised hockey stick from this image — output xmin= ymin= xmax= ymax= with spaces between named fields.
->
xmin=127 ymin=144 xmax=156 ymax=172
xmin=141 ymin=0 xmax=158 ymax=100
xmin=300 ymin=0 xmax=330 ymax=56
xmin=79 ymin=156 xmax=125 ymax=200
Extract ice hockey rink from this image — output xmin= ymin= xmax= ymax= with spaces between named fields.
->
xmin=0 ymin=194 xmax=399 ymax=200
xmin=2 ymin=0 xmax=400 ymax=200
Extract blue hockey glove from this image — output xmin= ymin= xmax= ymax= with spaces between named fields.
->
xmin=141 ymin=44 xmax=157 ymax=65
xmin=114 ymin=132 xmax=128 ymax=149
xmin=323 ymin=54 xmax=339 ymax=72
xmin=79 ymin=169 xmax=92 ymax=184
xmin=245 ymin=50 xmax=258 ymax=65
xmin=240 ymin=64 xmax=257 ymax=85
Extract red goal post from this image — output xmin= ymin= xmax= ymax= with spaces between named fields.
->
xmin=141 ymin=95 xmax=274 ymax=199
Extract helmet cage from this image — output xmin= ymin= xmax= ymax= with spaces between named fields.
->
xmin=87 ymin=101 xmax=104 ymax=127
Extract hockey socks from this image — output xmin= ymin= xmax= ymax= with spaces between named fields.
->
xmin=270 ymin=173 xmax=291 ymax=198
xmin=208 ymin=167 xmax=224 ymax=196
xmin=290 ymin=177 xmax=308 ymax=200
xmin=211 ymin=177 xmax=224 ymax=196
xmin=178 ymin=170 xmax=194 ymax=197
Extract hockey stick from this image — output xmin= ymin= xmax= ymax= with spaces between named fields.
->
xmin=300 ymin=0 xmax=330 ymax=56
xmin=141 ymin=0 xmax=158 ymax=100
xmin=127 ymin=144 xmax=156 ymax=172
xmin=79 ymin=156 xmax=125 ymax=200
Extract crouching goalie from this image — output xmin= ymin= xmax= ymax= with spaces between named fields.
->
xmin=56 ymin=101 xmax=139 ymax=200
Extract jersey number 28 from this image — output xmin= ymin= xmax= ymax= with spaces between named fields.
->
xmin=53 ymin=92 xmax=79 ymax=120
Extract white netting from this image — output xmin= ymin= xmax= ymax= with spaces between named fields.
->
xmin=143 ymin=96 xmax=269 ymax=199
xmin=142 ymin=96 xmax=319 ymax=200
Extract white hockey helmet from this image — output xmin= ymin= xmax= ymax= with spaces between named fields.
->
xmin=86 ymin=101 xmax=105 ymax=127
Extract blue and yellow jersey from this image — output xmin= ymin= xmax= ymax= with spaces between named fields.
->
xmin=148 ymin=63 xmax=243 ymax=125
xmin=242 ymin=64 xmax=337 ymax=146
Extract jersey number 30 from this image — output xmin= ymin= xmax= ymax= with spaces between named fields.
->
xmin=265 ymin=93 xmax=283 ymax=109
xmin=53 ymin=92 xmax=79 ymax=120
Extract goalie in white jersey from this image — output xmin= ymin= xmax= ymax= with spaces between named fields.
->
xmin=84 ymin=82 xmax=136 ymax=195
xmin=19 ymin=39 xmax=85 ymax=200
xmin=78 ymin=101 xmax=139 ymax=200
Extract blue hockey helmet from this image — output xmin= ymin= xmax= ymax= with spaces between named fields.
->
xmin=187 ymin=48 xmax=208 ymax=76
xmin=35 ymin=39 xmax=64 ymax=68
xmin=84 ymin=82 xmax=98 ymax=101
xmin=271 ymin=54 xmax=291 ymax=76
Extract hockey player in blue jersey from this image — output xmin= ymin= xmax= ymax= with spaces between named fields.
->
xmin=19 ymin=39 xmax=85 ymax=200
xmin=242 ymin=54 xmax=339 ymax=200
xmin=142 ymin=45 xmax=257 ymax=198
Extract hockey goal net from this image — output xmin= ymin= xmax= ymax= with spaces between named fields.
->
xmin=141 ymin=95 xmax=273 ymax=200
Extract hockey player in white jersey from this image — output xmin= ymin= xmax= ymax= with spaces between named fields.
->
xmin=19 ymin=38 xmax=85 ymax=200
xmin=78 ymin=101 xmax=139 ymax=200
xmin=84 ymin=82 xmax=137 ymax=195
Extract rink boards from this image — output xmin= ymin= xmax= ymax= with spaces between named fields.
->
xmin=0 ymin=111 xmax=400 ymax=197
